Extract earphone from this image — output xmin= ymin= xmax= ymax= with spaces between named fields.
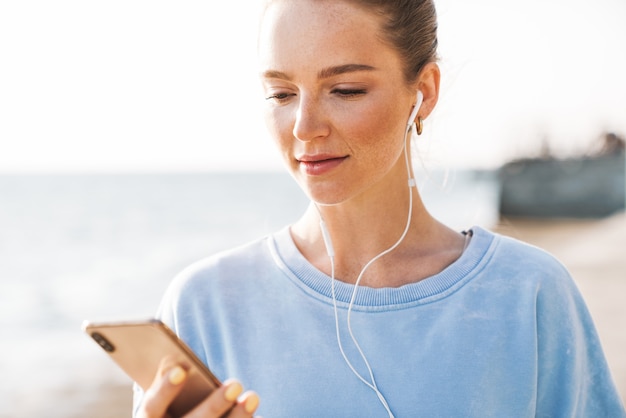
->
xmin=407 ymin=90 xmax=424 ymax=130
xmin=317 ymin=90 xmax=423 ymax=418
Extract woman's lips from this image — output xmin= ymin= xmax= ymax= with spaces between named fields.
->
xmin=297 ymin=155 xmax=348 ymax=176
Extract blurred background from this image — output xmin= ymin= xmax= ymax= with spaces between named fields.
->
xmin=0 ymin=1 xmax=624 ymax=416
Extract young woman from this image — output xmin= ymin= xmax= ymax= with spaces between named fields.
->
xmin=135 ymin=0 xmax=625 ymax=416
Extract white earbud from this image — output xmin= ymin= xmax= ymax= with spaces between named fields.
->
xmin=406 ymin=90 xmax=424 ymax=130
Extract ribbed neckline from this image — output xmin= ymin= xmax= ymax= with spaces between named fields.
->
xmin=269 ymin=225 xmax=496 ymax=311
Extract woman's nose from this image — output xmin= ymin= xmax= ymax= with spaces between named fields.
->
xmin=292 ymin=96 xmax=329 ymax=142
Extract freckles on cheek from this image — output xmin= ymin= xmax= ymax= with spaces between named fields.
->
xmin=347 ymin=106 xmax=392 ymax=146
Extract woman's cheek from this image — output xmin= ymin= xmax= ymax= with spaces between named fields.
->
xmin=263 ymin=109 xmax=293 ymax=162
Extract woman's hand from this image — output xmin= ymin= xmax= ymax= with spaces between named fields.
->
xmin=137 ymin=360 xmax=260 ymax=418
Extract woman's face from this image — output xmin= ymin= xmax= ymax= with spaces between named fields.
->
xmin=259 ymin=0 xmax=418 ymax=206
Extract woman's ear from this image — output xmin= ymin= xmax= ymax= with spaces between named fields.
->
xmin=413 ymin=62 xmax=440 ymax=121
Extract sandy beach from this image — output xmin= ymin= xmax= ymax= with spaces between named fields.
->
xmin=78 ymin=214 xmax=626 ymax=416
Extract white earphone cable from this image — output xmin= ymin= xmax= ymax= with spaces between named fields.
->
xmin=318 ymin=92 xmax=422 ymax=418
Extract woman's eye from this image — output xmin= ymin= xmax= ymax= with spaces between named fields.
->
xmin=332 ymin=88 xmax=367 ymax=98
xmin=265 ymin=92 xmax=295 ymax=103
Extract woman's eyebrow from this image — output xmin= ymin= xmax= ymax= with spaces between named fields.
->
xmin=261 ymin=70 xmax=291 ymax=80
xmin=261 ymin=64 xmax=376 ymax=81
xmin=317 ymin=64 xmax=376 ymax=79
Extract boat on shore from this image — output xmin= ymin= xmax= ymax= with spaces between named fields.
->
xmin=498 ymin=133 xmax=625 ymax=219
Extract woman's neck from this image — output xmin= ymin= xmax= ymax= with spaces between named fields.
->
xmin=290 ymin=186 xmax=465 ymax=288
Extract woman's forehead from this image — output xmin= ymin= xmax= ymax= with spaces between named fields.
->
xmin=258 ymin=0 xmax=392 ymax=74
xmin=259 ymin=0 xmax=382 ymax=44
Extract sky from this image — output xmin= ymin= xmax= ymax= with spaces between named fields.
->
xmin=1 ymin=0 xmax=625 ymax=173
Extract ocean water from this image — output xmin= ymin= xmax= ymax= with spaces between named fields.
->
xmin=0 ymin=170 xmax=498 ymax=417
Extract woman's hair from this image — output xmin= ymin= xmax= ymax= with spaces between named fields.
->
xmin=261 ymin=0 xmax=439 ymax=84
xmin=346 ymin=0 xmax=439 ymax=83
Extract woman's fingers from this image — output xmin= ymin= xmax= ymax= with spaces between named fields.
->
xmin=186 ymin=381 xmax=260 ymax=418
xmin=138 ymin=363 xmax=188 ymax=418
xmin=137 ymin=358 xmax=260 ymax=418
xmin=227 ymin=391 xmax=261 ymax=417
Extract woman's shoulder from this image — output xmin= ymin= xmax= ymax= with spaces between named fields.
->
xmin=174 ymin=233 xmax=277 ymax=288
xmin=160 ymin=230 xmax=282 ymax=299
xmin=474 ymin=225 xmax=564 ymax=265
xmin=473 ymin=226 xmax=573 ymax=287
xmin=467 ymin=227 xmax=587 ymax=321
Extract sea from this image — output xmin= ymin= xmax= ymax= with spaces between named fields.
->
xmin=0 ymin=170 xmax=498 ymax=417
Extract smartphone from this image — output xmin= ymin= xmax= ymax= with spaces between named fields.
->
xmin=83 ymin=319 xmax=221 ymax=417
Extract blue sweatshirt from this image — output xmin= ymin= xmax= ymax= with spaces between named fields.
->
xmin=137 ymin=226 xmax=625 ymax=417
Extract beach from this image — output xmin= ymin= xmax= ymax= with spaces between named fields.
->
xmin=75 ymin=214 xmax=626 ymax=417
